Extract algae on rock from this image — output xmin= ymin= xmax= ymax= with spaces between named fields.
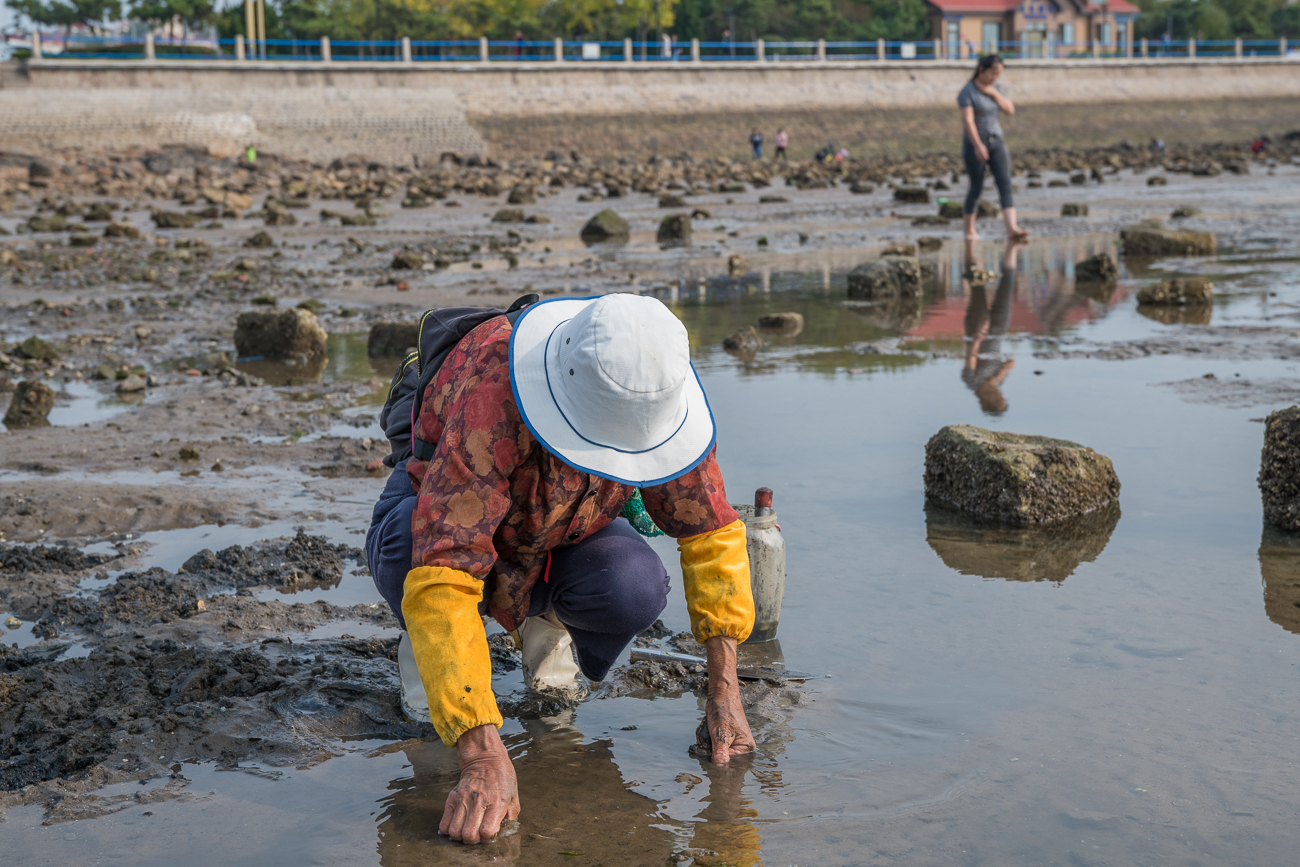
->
xmin=924 ymin=425 xmax=1121 ymax=525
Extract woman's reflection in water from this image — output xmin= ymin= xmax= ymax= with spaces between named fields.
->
xmin=963 ymin=239 xmax=1021 ymax=415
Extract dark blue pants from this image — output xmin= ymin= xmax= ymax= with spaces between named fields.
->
xmin=366 ymin=462 xmax=669 ymax=682
xmin=963 ymin=133 xmax=1015 ymax=214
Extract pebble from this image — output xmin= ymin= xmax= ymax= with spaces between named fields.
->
xmin=4 ymin=616 xmax=21 ymax=629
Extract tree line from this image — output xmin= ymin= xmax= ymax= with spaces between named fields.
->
xmin=7 ymin=0 xmax=1300 ymax=44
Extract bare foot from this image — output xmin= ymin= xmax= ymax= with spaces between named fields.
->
xmin=1008 ymin=228 xmax=1030 ymax=241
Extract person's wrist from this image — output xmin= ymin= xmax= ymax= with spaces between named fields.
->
xmin=456 ymin=724 xmax=505 ymax=765
xmin=705 ymin=636 xmax=740 ymax=698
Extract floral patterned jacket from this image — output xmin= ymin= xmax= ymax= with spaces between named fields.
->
xmin=406 ymin=315 xmax=741 ymax=631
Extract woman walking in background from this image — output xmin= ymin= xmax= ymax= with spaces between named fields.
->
xmin=958 ymin=54 xmax=1028 ymax=242
xmin=774 ymin=128 xmax=789 ymax=159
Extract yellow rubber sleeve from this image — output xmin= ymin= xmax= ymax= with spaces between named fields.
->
xmin=401 ymin=565 xmax=503 ymax=747
xmin=679 ymin=519 xmax=754 ymax=644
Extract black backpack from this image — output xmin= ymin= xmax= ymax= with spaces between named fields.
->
xmin=379 ymin=293 xmax=538 ymax=468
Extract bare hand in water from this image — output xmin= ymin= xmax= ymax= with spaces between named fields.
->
xmin=441 ymin=724 xmax=520 ymax=844
xmin=701 ymin=636 xmax=756 ymax=765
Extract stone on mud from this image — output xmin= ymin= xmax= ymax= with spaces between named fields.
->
xmin=976 ymin=200 xmax=1001 ymax=218
xmin=757 ymin=312 xmax=804 ymax=333
xmin=234 ymin=308 xmax=328 ymax=360
xmin=580 ymin=208 xmax=629 ymax=242
xmin=1061 ymin=203 xmax=1089 ymax=217
xmin=1120 ymin=220 xmax=1216 ymax=256
xmin=726 ymin=253 xmax=748 ymax=277
xmin=16 ymin=335 xmax=58 ymax=361
xmin=894 ymin=187 xmax=929 ymax=204
xmin=1075 ymin=252 xmax=1118 ymax=284
xmin=917 ymin=236 xmax=944 ymax=250
xmin=245 ymin=230 xmax=274 ymax=248
xmin=1258 ymin=407 xmax=1300 ymax=533
xmin=1171 ymin=205 xmax=1201 ymax=219
xmin=390 ymin=250 xmax=424 ymax=269
xmin=27 ymin=214 xmax=67 ymax=233
xmin=3 ymin=380 xmax=56 ymax=428
xmin=506 ymin=184 xmax=536 ymax=205
xmin=656 ymin=213 xmax=691 ymax=244
xmin=847 ymin=256 xmax=922 ymax=299
xmin=938 ymin=201 xmax=963 ymax=219
xmin=924 ymin=425 xmax=1121 ymax=525
xmin=368 ymin=321 xmax=420 ymax=357
xmin=115 ymin=374 xmax=148 ymax=394
xmin=1147 ymin=175 xmax=1168 ymax=186
xmin=104 ymin=221 xmax=140 ymax=239
xmin=1135 ymin=278 xmax=1213 ymax=305
xmin=722 ymin=326 xmax=762 ymax=353
xmin=151 ymin=210 xmax=199 ymax=230
xmin=491 ymin=208 xmax=525 ymax=223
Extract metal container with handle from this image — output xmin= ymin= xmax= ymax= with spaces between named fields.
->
xmin=733 ymin=487 xmax=786 ymax=643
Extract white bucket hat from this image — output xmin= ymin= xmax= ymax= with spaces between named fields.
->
xmin=508 ymin=294 xmax=716 ymax=486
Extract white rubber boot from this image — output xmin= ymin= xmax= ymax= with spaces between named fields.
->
xmin=515 ymin=612 xmax=586 ymax=699
xmin=397 ymin=631 xmax=431 ymax=724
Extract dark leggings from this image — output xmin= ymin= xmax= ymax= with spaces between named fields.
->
xmin=962 ymin=134 xmax=1014 ymax=214
xmin=365 ymin=462 xmax=669 ymax=682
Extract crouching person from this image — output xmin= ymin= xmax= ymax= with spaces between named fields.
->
xmin=366 ymin=294 xmax=755 ymax=844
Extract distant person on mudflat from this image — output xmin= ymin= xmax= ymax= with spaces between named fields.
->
xmin=775 ymin=128 xmax=789 ymax=160
xmin=958 ymin=54 xmax=1028 ymax=242
xmin=750 ymin=128 xmax=763 ymax=159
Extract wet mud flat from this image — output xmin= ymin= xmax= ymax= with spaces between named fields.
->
xmin=5 ymin=134 xmax=1300 ymax=864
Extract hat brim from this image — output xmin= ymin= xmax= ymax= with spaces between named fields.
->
xmin=508 ymin=296 xmax=716 ymax=487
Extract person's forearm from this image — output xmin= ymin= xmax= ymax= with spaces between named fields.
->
xmin=705 ymin=635 xmax=740 ymax=697
xmin=961 ymin=109 xmax=981 ymax=143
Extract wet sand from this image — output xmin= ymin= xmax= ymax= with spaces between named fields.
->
xmin=4 ymin=139 xmax=1300 ymax=865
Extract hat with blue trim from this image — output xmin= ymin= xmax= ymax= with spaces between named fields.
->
xmin=508 ymin=294 xmax=716 ymax=487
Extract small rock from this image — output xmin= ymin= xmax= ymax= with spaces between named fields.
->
xmin=580 ymin=209 xmax=630 ymax=243
xmin=211 ymin=460 xmax=224 ymax=472
xmin=1147 ymin=175 xmax=1168 ymax=186
xmin=104 ymin=221 xmax=141 ymax=239
xmin=722 ymin=326 xmax=762 ymax=353
xmin=847 ymin=256 xmax=922 ymax=299
xmin=759 ymin=195 xmax=789 ymax=203
xmin=340 ymin=214 xmax=376 ymax=227
xmin=179 ymin=446 xmax=200 ymax=460
xmin=726 ymin=253 xmax=748 ymax=278
xmin=507 ymin=184 xmax=536 ymax=205
xmin=690 ymin=208 xmax=711 ymax=219
xmin=893 ymin=187 xmax=929 ymax=204
xmin=757 ymin=312 xmax=804 ymax=333
xmin=4 ymin=616 xmax=20 ymax=629
xmin=1170 ymin=205 xmax=1201 ymax=219
xmin=234 ymin=308 xmax=328 ymax=360
xmin=656 ymin=214 xmax=692 ymax=244
xmin=245 ymin=230 xmax=274 ymax=248
xmin=69 ymin=234 xmax=98 ymax=248
xmin=1135 ymin=278 xmax=1213 ymax=305
xmin=937 ymin=201 xmax=963 ymax=219
xmin=151 ymin=211 xmax=199 ymax=229
xmin=917 ymin=236 xmax=944 ymax=250
xmin=115 ymin=374 xmax=148 ymax=394
xmin=17 ymin=335 xmax=58 ymax=361
xmin=524 ymin=214 xmax=550 ymax=224
xmin=391 ymin=250 xmax=424 ymax=269
xmin=491 ymin=208 xmax=525 ymax=223
xmin=3 ymin=380 xmax=55 ymax=428
xmin=368 ymin=321 xmax=420 ymax=357
xmin=881 ymin=242 xmax=917 ymax=257
xmin=850 ymin=181 xmax=874 ymax=194
xmin=924 ymin=425 xmax=1121 ymax=525
xmin=976 ymin=199 xmax=1000 ymax=218
xmin=658 ymin=194 xmax=687 ymax=208
xmin=1075 ymin=253 xmax=1117 ymax=284
xmin=27 ymin=214 xmax=67 ymax=233
xmin=1061 ymin=203 xmax=1089 ymax=217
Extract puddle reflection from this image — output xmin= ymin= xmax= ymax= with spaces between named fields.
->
xmin=233 ymin=333 xmax=399 ymax=388
xmin=926 ymin=501 xmax=1121 ymax=583
xmin=1258 ymin=525 xmax=1300 ymax=634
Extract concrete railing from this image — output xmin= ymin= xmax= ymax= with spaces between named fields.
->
xmin=13 ymin=34 xmax=1297 ymax=64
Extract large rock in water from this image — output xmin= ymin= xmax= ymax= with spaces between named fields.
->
xmin=580 ymin=208 xmax=629 ymax=242
xmin=924 ymin=425 xmax=1121 ymax=525
xmin=234 ymin=308 xmax=327 ymax=360
xmin=1258 ymin=407 xmax=1300 ymax=532
xmin=656 ymin=213 xmax=691 ymax=244
xmin=368 ymin=321 xmax=420 ymax=357
xmin=926 ymin=501 xmax=1120 ymax=583
xmin=1075 ymin=253 xmax=1117 ymax=284
xmin=847 ymin=256 xmax=921 ymax=299
xmin=1119 ymin=219 xmax=1216 ymax=256
xmin=3 ymin=380 xmax=55 ymax=428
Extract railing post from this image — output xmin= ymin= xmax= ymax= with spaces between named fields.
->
xmin=933 ymin=39 xmax=941 ymax=60
xmin=817 ymin=38 xmax=826 ymax=61
xmin=31 ymin=31 xmax=41 ymax=59
xmin=1140 ymin=37 xmax=1148 ymax=58
xmin=1234 ymin=37 xmax=1242 ymax=58
xmin=1281 ymin=37 xmax=1288 ymax=56
xmin=877 ymin=37 xmax=886 ymax=60
xmin=554 ymin=37 xmax=563 ymax=62
xmin=1090 ymin=37 xmax=1097 ymax=58
xmin=691 ymin=38 xmax=700 ymax=62
xmin=320 ymin=36 xmax=331 ymax=62
xmin=479 ymin=36 xmax=489 ymax=62
xmin=235 ymin=34 xmax=245 ymax=61
xmin=624 ymin=38 xmax=633 ymax=62
xmin=1188 ymin=38 xmax=1196 ymax=57
xmin=755 ymin=37 xmax=764 ymax=61
xmin=145 ymin=32 xmax=155 ymax=61
xmin=402 ymin=36 xmax=412 ymax=63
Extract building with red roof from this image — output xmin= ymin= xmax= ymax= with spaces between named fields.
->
xmin=926 ymin=0 xmax=1141 ymax=59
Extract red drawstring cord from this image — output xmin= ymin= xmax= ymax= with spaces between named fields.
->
xmin=543 ymin=550 xmax=553 ymax=583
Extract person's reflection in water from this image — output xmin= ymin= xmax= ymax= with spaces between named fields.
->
xmin=686 ymin=762 xmax=765 ymax=867
xmin=373 ymin=711 xmax=678 ymax=866
xmin=962 ymin=239 xmax=1020 ymax=414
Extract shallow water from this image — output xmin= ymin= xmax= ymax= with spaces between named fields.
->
xmin=10 ymin=218 xmax=1300 ymax=865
